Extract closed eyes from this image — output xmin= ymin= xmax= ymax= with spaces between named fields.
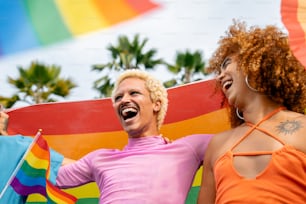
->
xmin=220 ymin=57 xmax=232 ymax=71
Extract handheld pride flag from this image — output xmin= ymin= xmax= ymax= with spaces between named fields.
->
xmin=0 ymin=130 xmax=77 ymax=203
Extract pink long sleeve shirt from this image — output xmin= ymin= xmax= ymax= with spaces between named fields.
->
xmin=56 ymin=134 xmax=212 ymax=204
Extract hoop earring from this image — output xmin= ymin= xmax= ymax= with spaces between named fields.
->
xmin=236 ymin=108 xmax=244 ymax=120
xmin=245 ymin=75 xmax=258 ymax=92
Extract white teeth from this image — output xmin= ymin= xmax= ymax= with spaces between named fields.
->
xmin=122 ymin=108 xmax=137 ymax=116
xmin=223 ymin=80 xmax=233 ymax=89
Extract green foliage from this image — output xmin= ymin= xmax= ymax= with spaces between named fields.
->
xmin=92 ymin=34 xmax=164 ymax=97
xmin=1 ymin=61 xmax=77 ymax=108
xmin=164 ymin=50 xmax=207 ymax=88
xmin=1 ymin=36 xmax=209 ymax=106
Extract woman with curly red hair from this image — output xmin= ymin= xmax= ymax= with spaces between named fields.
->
xmin=197 ymin=21 xmax=306 ymax=204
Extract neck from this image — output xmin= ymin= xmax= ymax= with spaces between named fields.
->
xmin=240 ymin=96 xmax=284 ymax=124
xmin=127 ymin=129 xmax=160 ymax=138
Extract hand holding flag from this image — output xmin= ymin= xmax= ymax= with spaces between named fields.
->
xmin=0 ymin=130 xmax=77 ymax=203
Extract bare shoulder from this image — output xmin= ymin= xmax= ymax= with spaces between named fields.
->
xmin=206 ymin=128 xmax=237 ymax=165
xmin=293 ymin=113 xmax=306 ymax=153
xmin=277 ymin=111 xmax=306 ymax=153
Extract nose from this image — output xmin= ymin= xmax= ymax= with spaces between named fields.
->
xmin=216 ymin=70 xmax=225 ymax=83
xmin=121 ymin=93 xmax=132 ymax=103
xmin=113 ymin=93 xmax=131 ymax=109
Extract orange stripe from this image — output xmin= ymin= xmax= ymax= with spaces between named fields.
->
xmin=45 ymin=131 xmax=127 ymax=159
xmin=281 ymin=0 xmax=306 ymax=68
xmin=31 ymin=143 xmax=49 ymax=161
xmin=93 ymin=0 xmax=137 ymax=25
xmin=296 ymin=0 xmax=306 ymax=68
xmin=44 ymin=109 xmax=229 ymax=159
xmin=47 ymin=180 xmax=77 ymax=203
xmin=161 ymin=108 xmax=229 ymax=140
xmin=297 ymin=0 xmax=306 ymax=32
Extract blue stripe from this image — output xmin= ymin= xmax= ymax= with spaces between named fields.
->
xmin=0 ymin=0 xmax=39 ymax=56
xmin=15 ymin=169 xmax=46 ymax=187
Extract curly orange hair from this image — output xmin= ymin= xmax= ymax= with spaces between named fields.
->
xmin=208 ymin=20 xmax=306 ymax=127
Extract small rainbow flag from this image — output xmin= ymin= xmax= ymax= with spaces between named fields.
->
xmin=8 ymin=130 xmax=77 ymax=203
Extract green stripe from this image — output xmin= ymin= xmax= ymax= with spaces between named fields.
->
xmin=186 ymin=186 xmax=200 ymax=204
xmin=26 ymin=198 xmax=99 ymax=204
xmin=21 ymin=160 xmax=46 ymax=177
xmin=24 ymin=0 xmax=72 ymax=45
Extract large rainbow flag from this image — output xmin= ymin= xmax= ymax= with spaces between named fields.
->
xmin=0 ymin=0 xmax=159 ymax=57
xmin=6 ymin=79 xmax=230 ymax=204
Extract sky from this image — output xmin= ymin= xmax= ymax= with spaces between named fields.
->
xmin=0 ymin=0 xmax=284 ymax=107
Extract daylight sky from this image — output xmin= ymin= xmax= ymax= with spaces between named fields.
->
xmin=0 ymin=0 xmax=284 ymax=107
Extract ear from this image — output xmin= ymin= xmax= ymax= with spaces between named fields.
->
xmin=153 ymin=99 xmax=161 ymax=112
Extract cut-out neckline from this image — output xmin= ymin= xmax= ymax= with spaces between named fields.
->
xmin=231 ymin=146 xmax=284 ymax=179
xmin=228 ymin=107 xmax=286 ymax=179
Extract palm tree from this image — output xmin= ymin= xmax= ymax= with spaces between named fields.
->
xmin=163 ymin=50 xmax=207 ymax=88
xmin=0 ymin=61 xmax=77 ymax=108
xmin=92 ymin=34 xmax=164 ymax=97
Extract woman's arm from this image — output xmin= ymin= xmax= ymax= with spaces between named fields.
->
xmin=197 ymin=138 xmax=217 ymax=204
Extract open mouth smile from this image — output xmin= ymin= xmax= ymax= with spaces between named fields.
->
xmin=120 ymin=106 xmax=138 ymax=121
xmin=222 ymin=80 xmax=233 ymax=91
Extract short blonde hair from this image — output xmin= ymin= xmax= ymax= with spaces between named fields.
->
xmin=112 ymin=69 xmax=168 ymax=129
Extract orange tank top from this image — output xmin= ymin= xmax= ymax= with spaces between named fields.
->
xmin=214 ymin=107 xmax=306 ymax=203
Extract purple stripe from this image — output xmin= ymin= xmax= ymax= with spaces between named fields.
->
xmin=11 ymin=177 xmax=46 ymax=196
xmin=15 ymin=167 xmax=46 ymax=187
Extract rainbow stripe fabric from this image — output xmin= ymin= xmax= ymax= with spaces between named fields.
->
xmin=281 ymin=0 xmax=306 ymax=69
xmin=0 ymin=0 xmax=159 ymax=57
xmin=10 ymin=131 xmax=78 ymax=204
xmin=7 ymin=79 xmax=230 ymax=204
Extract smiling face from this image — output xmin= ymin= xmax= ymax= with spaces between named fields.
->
xmin=112 ymin=77 xmax=161 ymax=138
xmin=217 ymin=56 xmax=249 ymax=108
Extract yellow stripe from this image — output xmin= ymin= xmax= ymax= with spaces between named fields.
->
xmin=27 ymin=183 xmax=99 ymax=202
xmin=26 ymin=194 xmax=46 ymax=202
xmin=64 ymin=182 xmax=100 ymax=197
xmin=26 ymin=151 xmax=49 ymax=170
xmin=297 ymin=0 xmax=306 ymax=40
xmin=28 ymin=176 xmax=197 ymax=202
xmin=192 ymin=167 xmax=203 ymax=186
xmin=55 ymin=0 xmax=109 ymax=35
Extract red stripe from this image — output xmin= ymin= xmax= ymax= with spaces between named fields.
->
xmin=46 ymin=180 xmax=77 ymax=203
xmin=31 ymin=141 xmax=49 ymax=161
xmin=35 ymin=135 xmax=49 ymax=152
xmin=125 ymin=0 xmax=160 ymax=13
xmin=7 ymin=79 xmax=221 ymax=135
